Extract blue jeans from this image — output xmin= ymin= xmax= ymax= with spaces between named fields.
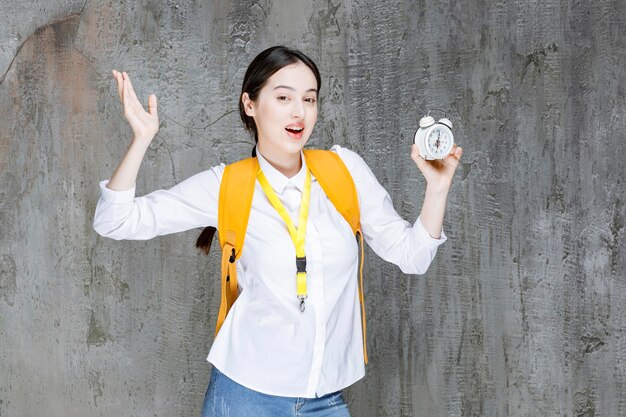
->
xmin=201 ymin=366 xmax=352 ymax=417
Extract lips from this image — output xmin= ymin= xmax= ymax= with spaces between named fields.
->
xmin=285 ymin=123 xmax=304 ymax=134
xmin=285 ymin=123 xmax=305 ymax=140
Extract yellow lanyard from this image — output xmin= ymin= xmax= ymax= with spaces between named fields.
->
xmin=257 ymin=168 xmax=312 ymax=312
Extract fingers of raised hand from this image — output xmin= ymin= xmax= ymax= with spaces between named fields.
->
xmin=118 ymin=72 xmax=144 ymax=116
xmin=123 ymin=72 xmax=139 ymax=102
xmin=147 ymin=94 xmax=158 ymax=116
xmin=112 ymin=70 xmax=123 ymax=103
xmin=112 ymin=70 xmax=137 ymax=108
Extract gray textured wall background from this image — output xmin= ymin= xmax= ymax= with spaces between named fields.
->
xmin=1 ymin=0 xmax=625 ymax=416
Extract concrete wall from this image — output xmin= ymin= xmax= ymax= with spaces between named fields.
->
xmin=1 ymin=0 xmax=624 ymax=416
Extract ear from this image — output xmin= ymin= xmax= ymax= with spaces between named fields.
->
xmin=241 ymin=92 xmax=256 ymax=117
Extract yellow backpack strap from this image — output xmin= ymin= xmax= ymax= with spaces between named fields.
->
xmin=303 ymin=149 xmax=368 ymax=365
xmin=215 ymin=157 xmax=259 ymax=336
xmin=304 ymin=150 xmax=360 ymax=233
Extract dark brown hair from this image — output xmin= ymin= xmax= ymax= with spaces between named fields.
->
xmin=195 ymin=46 xmax=321 ymax=255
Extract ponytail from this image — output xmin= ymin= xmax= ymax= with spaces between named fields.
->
xmin=195 ymin=226 xmax=217 ymax=255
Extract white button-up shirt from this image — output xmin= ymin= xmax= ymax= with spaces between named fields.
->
xmin=93 ymin=144 xmax=446 ymax=398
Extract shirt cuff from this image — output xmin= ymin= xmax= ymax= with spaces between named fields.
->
xmin=413 ymin=216 xmax=447 ymax=250
xmin=99 ymin=179 xmax=136 ymax=204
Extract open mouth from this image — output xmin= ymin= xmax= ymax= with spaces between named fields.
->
xmin=285 ymin=126 xmax=304 ymax=139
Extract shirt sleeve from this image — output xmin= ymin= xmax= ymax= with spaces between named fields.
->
xmin=92 ymin=164 xmax=224 ymax=240
xmin=331 ymin=145 xmax=446 ymax=275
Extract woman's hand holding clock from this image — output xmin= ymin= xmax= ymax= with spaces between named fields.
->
xmin=411 ymin=143 xmax=463 ymax=192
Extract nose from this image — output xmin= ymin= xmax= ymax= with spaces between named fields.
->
xmin=291 ymin=99 xmax=305 ymax=119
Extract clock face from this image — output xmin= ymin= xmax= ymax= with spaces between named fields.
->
xmin=426 ymin=125 xmax=453 ymax=158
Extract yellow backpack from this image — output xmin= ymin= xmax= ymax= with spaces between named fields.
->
xmin=207 ymin=149 xmax=368 ymax=364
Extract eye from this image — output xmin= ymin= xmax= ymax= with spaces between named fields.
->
xmin=277 ymin=95 xmax=289 ymax=102
xmin=304 ymin=97 xmax=317 ymax=104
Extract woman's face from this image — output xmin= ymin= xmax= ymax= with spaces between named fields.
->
xmin=242 ymin=61 xmax=318 ymax=159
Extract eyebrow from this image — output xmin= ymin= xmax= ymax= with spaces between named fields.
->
xmin=273 ymin=85 xmax=318 ymax=94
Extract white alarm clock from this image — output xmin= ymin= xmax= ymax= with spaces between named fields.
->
xmin=414 ymin=110 xmax=455 ymax=160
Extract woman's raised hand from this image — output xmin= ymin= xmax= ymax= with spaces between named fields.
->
xmin=112 ymin=70 xmax=159 ymax=145
xmin=411 ymin=143 xmax=463 ymax=192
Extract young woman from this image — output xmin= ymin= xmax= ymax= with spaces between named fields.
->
xmin=93 ymin=46 xmax=462 ymax=416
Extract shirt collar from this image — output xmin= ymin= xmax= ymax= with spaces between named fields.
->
xmin=256 ymin=146 xmax=308 ymax=194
